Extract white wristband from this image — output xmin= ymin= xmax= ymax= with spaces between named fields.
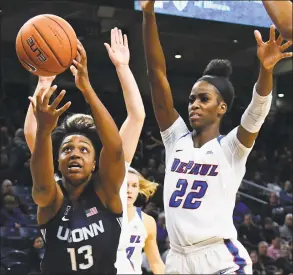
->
xmin=240 ymin=84 xmax=272 ymax=133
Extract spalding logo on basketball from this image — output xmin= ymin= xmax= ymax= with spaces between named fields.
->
xmin=16 ymin=14 xmax=77 ymax=76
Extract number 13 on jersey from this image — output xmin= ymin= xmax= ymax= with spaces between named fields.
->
xmin=169 ymin=179 xmax=208 ymax=209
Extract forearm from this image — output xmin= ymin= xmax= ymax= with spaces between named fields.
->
xmin=255 ymin=65 xmax=273 ymax=96
xmin=116 ymin=65 xmax=145 ymax=121
xmin=24 ymin=81 xmax=52 ymax=152
xmin=262 ymin=1 xmax=292 ymax=40
xmin=150 ymin=262 xmax=165 ymax=274
xmin=82 ymin=86 xmax=122 ymax=152
xmin=31 ymin=130 xmax=55 ymax=191
xmin=143 ymin=11 xmax=167 ymax=74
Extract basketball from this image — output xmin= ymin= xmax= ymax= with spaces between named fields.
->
xmin=15 ymin=14 xmax=77 ymax=76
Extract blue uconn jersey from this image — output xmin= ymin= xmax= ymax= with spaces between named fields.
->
xmin=39 ymin=181 xmax=122 ymax=274
xmin=161 ymin=117 xmax=252 ymax=247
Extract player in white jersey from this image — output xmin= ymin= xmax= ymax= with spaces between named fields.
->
xmin=141 ymin=0 xmax=293 ymax=273
xmin=24 ymin=28 xmax=146 ymax=273
xmin=121 ymin=167 xmax=165 ymax=274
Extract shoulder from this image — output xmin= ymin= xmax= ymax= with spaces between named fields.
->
xmin=142 ymin=212 xmax=156 ymax=235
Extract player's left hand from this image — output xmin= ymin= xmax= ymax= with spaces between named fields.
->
xmin=70 ymin=40 xmax=91 ymax=93
xmin=255 ymin=25 xmax=292 ymax=71
xmin=104 ymin=28 xmax=130 ymax=68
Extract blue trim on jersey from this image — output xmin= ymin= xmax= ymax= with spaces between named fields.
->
xmin=217 ymin=135 xmax=225 ymax=144
xmin=136 ymin=207 xmax=142 ymax=220
xmin=224 ymin=239 xmax=247 ymax=274
xmin=179 ymin=132 xmax=191 ymax=140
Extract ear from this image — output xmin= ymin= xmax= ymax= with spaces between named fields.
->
xmin=218 ymin=102 xmax=227 ymax=116
xmin=92 ymin=161 xmax=96 ymax=172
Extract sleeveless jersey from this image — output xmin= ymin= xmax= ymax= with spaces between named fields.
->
xmin=161 ymin=116 xmax=253 ymax=247
xmin=126 ymin=208 xmax=148 ymax=274
xmin=115 ymin=162 xmax=133 ymax=273
xmin=39 ymin=181 xmax=122 ymax=274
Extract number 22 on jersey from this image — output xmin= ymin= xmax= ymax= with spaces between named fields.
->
xmin=169 ymin=179 xmax=208 ymax=209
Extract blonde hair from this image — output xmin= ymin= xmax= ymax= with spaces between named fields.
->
xmin=128 ymin=167 xmax=159 ymax=201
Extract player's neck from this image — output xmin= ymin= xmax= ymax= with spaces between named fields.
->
xmin=127 ymin=205 xmax=136 ymax=221
xmin=192 ymin=124 xmax=220 ymax=148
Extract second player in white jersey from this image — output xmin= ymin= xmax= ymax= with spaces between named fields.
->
xmin=126 ymin=207 xmax=148 ymax=273
xmin=120 ymin=168 xmax=165 ymax=274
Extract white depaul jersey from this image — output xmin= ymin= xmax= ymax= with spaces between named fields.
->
xmin=161 ymin=116 xmax=253 ymax=247
xmin=126 ymin=208 xmax=148 ymax=274
xmin=115 ymin=162 xmax=132 ymax=273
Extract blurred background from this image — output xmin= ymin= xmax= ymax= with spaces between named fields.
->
xmin=0 ymin=1 xmax=292 ymax=274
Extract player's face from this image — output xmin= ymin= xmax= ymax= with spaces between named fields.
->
xmin=188 ymin=81 xmax=226 ymax=131
xmin=127 ymin=172 xmax=140 ymax=206
xmin=58 ymin=135 xmax=96 ymax=185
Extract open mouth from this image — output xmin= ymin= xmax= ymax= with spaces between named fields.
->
xmin=68 ymin=162 xmax=83 ymax=172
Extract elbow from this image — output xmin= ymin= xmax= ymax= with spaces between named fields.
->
xmin=129 ymin=112 xmax=146 ymax=124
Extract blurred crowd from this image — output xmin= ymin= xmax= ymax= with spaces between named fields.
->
xmin=1 ymin=93 xmax=293 ymax=275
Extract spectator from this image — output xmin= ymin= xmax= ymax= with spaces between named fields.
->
xmin=0 ymin=179 xmax=28 ymax=214
xmin=279 ymin=180 xmax=293 ymax=206
xmin=261 ymin=192 xmax=284 ymax=224
xmin=258 ymin=241 xmax=276 ymax=267
xmin=275 ymin=243 xmax=293 ymax=275
xmin=233 ymin=193 xmax=251 ymax=227
xmin=250 ymin=250 xmax=266 ymax=275
xmin=267 ymin=236 xmax=281 ymax=260
xmin=262 ymin=217 xmax=279 ymax=244
xmin=280 ymin=213 xmax=293 ymax=242
xmin=27 ymin=236 xmax=45 ymax=273
xmin=0 ymin=195 xmax=26 ymax=228
xmin=238 ymin=214 xmax=264 ymax=250
xmin=156 ymin=212 xmax=168 ymax=252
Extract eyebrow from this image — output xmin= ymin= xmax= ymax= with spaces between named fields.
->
xmin=62 ymin=140 xmax=91 ymax=146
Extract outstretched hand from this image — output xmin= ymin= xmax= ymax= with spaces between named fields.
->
xmin=70 ymin=40 xmax=91 ymax=93
xmin=29 ymin=85 xmax=71 ymax=134
xmin=104 ymin=28 xmax=129 ymax=67
xmin=254 ymin=25 xmax=292 ymax=71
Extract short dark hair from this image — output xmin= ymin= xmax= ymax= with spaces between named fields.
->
xmin=52 ymin=114 xmax=101 ymax=173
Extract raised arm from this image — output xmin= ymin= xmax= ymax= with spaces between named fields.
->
xmin=70 ymin=41 xmax=125 ymax=204
xmin=262 ymin=0 xmax=292 ymax=40
xmin=104 ymin=28 xmax=145 ymax=163
xmin=141 ymin=0 xmax=178 ymax=131
xmin=29 ymin=85 xmax=70 ymax=208
xmin=24 ymin=76 xmax=56 ymax=153
xmin=237 ymin=25 xmax=292 ymax=148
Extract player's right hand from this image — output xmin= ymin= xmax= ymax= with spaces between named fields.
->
xmin=140 ymin=0 xmax=155 ymax=13
xmin=29 ymin=85 xmax=71 ymax=134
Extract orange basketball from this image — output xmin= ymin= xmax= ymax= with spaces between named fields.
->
xmin=16 ymin=14 xmax=77 ymax=76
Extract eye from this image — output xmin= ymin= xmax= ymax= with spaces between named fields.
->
xmin=188 ymin=97 xmax=195 ymax=103
xmin=201 ymin=96 xmax=209 ymax=102
xmin=62 ymin=147 xmax=72 ymax=153
xmin=81 ymin=147 xmax=89 ymax=153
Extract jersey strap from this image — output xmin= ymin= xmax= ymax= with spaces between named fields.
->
xmin=136 ymin=207 xmax=142 ymax=220
xmin=217 ymin=135 xmax=225 ymax=144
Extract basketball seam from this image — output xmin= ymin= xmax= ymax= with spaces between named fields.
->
xmin=43 ymin=15 xmax=73 ymax=67
xmin=20 ymin=29 xmax=59 ymax=74
xmin=32 ymin=23 xmax=66 ymax=68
